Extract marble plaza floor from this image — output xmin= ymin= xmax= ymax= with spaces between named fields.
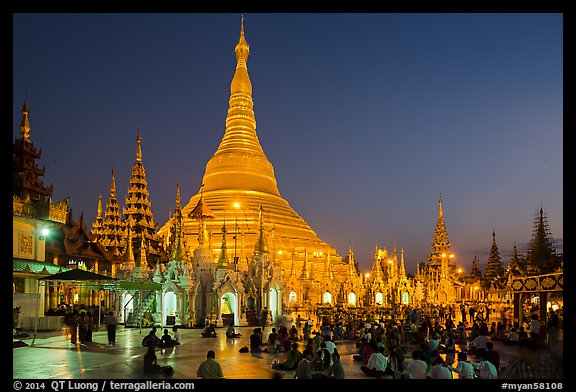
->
xmin=12 ymin=324 xmax=558 ymax=380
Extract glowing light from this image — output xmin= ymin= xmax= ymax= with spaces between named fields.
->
xmin=233 ymin=202 xmax=240 ymax=209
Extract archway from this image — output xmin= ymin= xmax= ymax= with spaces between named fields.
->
xmin=289 ymin=291 xmax=297 ymax=303
xmin=163 ymin=291 xmax=177 ymax=325
xmin=269 ymin=288 xmax=279 ymax=323
xmin=221 ymin=292 xmax=239 ymax=326
xmin=323 ymin=292 xmax=332 ymax=305
xmin=438 ymin=291 xmax=447 ymax=304
xmin=121 ymin=292 xmax=133 ymax=324
xmin=375 ymin=292 xmax=383 ymax=305
xmin=348 ymin=292 xmax=356 ymax=306
xmin=401 ymin=292 xmax=410 ymax=305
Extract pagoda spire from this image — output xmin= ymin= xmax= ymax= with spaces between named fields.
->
xmin=139 ymin=232 xmax=148 ymax=268
xmin=370 ymin=245 xmax=384 ymax=280
xmin=90 ymin=194 xmax=104 ymax=238
xmin=399 ymin=248 xmax=406 ymax=277
xmin=201 ymin=15 xmax=280 ymax=197
xmin=124 ymin=223 xmax=135 ymax=271
xmin=170 ymin=182 xmax=183 ymax=261
xmin=96 ymin=168 xmax=126 ymax=257
xmin=429 ymin=194 xmax=451 ymax=265
xmin=347 ymin=247 xmax=357 ymax=278
xmin=19 ymin=91 xmax=31 ymax=141
xmin=136 ymin=129 xmax=143 ymax=162
xmin=254 ymin=203 xmax=269 ymax=255
xmin=300 ymin=250 xmax=310 ymax=280
xmin=217 ymin=221 xmax=229 ymax=270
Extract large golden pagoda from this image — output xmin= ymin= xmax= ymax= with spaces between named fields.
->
xmin=158 ymin=17 xmax=342 ymax=275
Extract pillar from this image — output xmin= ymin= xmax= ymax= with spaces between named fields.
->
xmin=513 ymin=293 xmax=520 ymax=328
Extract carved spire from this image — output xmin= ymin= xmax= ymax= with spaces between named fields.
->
xmin=399 ymin=248 xmax=406 ymax=277
xmin=136 ymin=129 xmax=143 ymax=162
xmin=139 ymin=232 xmax=148 ymax=269
xmin=254 ymin=203 xmax=269 ymax=254
xmin=217 ymin=221 xmax=229 ymax=270
xmin=19 ymin=92 xmax=31 ymax=141
xmin=170 ymin=182 xmax=183 ymax=261
xmin=300 ymin=249 xmax=310 ymax=280
xmin=124 ymin=223 xmax=135 ymax=271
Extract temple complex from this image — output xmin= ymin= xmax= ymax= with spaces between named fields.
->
xmin=12 ymin=17 xmax=563 ymax=334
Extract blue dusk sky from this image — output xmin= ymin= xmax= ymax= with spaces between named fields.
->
xmin=11 ymin=12 xmax=563 ymax=275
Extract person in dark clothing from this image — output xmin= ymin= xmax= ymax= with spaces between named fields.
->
xmin=250 ymin=328 xmax=263 ymax=353
xmin=104 ymin=311 xmax=118 ymax=344
xmin=485 ymin=341 xmax=500 ymax=372
xmin=161 ymin=328 xmax=176 ymax=347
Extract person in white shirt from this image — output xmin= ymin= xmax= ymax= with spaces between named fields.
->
xmin=471 ymin=351 xmax=498 ymax=379
xmin=446 ymin=352 xmax=475 ymax=379
xmin=528 ymin=314 xmax=542 ymax=347
xmin=431 ymin=357 xmax=453 ymax=379
xmin=172 ymin=326 xmax=181 ymax=345
xmin=471 ymin=333 xmax=488 ymax=353
xmin=428 ymin=334 xmax=440 ymax=351
xmin=360 ymin=346 xmax=388 ymax=377
xmin=503 ymin=327 xmax=520 ymax=345
xmin=324 ymin=336 xmax=336 ymax=355
xmin=404 ymin=349 xmax=429 ymax=379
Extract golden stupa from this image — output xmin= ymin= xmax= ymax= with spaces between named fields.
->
xmin=159 ymin=17 xmax=342 ymax=273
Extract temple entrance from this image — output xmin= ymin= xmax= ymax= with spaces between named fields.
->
xmin=163 ymin=291 xmax=177 ymax=325
xmin=438 ymin=291 xmax=447 ymax=304
xmin=401 ymin=292 xmax=410 ymax=305
xmin=121 ymin=293 xmax=133 ymax=324
xmin=348 ymin=292 xmax=356 ymax=306
xmin=221 ymin=292 xmax=239 ymax=326
xmin=245 ymin=296 xmax=258 ymax=326
xmin=375 ymin=292 xmax=383 ymax=305
xmin=269 ymin=288 xmax=279 ymax=324
xmin=323 ymin=292 xmax=332 ymax=305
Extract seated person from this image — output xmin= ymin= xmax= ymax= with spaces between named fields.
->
xmin=225 ymin=323 xmax=241 ymax=339
xmin=172 ymin=326 xmax=181 ymax=345
xmin=503 ymin=327 xmax=520 ymax=345
xmin=272 ymin=342 xmax=302 ymax=370
xmin=143 ymin=345 xmax=173 ymax=376
xmin=201 ymin=323 xmax=217 ymax=338
xmin=266 ymin=329 xmax=280 ymax=354
xmin=289 ymin=325 xmax=299 ymax=341
xmin=250 ymin=328 xmax=263 ymax=353
xmin=161 ymin=328 xmax=176 ymax=347
xmin=142 ymin=327 xmax=162 ymax=347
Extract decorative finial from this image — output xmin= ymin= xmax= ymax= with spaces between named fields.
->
xmin=136 ymin=129 xmax=142 ymax=162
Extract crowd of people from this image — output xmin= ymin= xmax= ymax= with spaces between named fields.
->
xmin=53 ymin=300 xmax=562 ymax=380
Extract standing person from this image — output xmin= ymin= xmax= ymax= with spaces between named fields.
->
xmin=67 ymin=310 xmax=79 ymax=344
xmin=260 ymin=307 xmax=269 ymax=332
xmin=104 ymin=311 xmax=118 ymax=345
xmin=197 ymin=350 xmax=223 ymax=379
xmin=85 ymin=311 xmax=94 ymax=342
xmin=484 ymin=341 xmax=500 ymax=372
xmin=296 ymin=314 xmax=302 ymax=329
xmin=528 ymin=314 xmax=542 ymax=348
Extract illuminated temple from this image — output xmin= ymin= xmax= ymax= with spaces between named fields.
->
xmin=13 ymin=17 xmax=563 ymax=332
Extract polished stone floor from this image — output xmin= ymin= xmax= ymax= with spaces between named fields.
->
xmin=12 ymin=324 xmax=554 ymax=380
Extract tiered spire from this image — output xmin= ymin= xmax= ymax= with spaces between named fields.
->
xmin=347 ymin=247 xmax=357 ymax=278
xmin=429 ymin=194 xmax=451 ymax=264
xmin=123 ymin=223 xmax=136 ymax=271
xmin=300 ymin=250 xmax=310 ymax=280
xmin=525 ymin=204 xmax=560 ymax=273
xmin=90 ymin=195 xmax=105 ymax=238
xmin=13 ymin=94 xmax=54 ymax=202
xmin=485 ymin=230 xmax=503 ymax=279
xmin=123 ymin=131 xmax=162 ymax=263
xmin=97 ymin=168 xmax=126 ymax=257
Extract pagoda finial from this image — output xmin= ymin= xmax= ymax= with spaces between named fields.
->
xmin=136 ymin=130 xmax=142 ymax=162
xmin=139 ymin=232 xmax=148 ymax=268
xmin=110 ymin=168 xmax=116 ymax=198
xmin=19 ymin=91 xmax=31 ymax=141
xmin=175 ymin=181 xmax=181 ymax=212
xmin=96 ymin=194 xmax=103 ymax=218
xmin=439 ymin=193 xmax=443 ymax=218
